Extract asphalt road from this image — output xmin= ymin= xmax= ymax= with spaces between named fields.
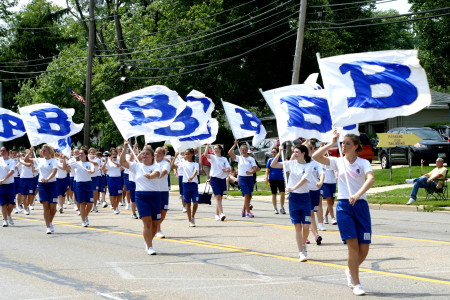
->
xmin=1 ymin=196 xmax=449 ymax=300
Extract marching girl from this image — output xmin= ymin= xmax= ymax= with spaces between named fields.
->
xmin=102 ymin=148 xmax=122 ymax=214
xmin=120 ymin=141 xmax=161 ymax=255
xmin=228 ymin=140 xmax=257 ymax=218
xmin=56 ymin=152 xmax=69 ymax=214
xmin=123 ymin=144 xmax=139 ymax=219
xmin=64 ymin=149 xmax=95 ymax=227
xmin=307 ymin=156 xmax=325 ymax=245
xmin=1 ymin=146 xmax=16 ymax=227
xmin=271 ymin=144 xmax=313 ymax=262
xmin=67 ymin=148 xmax=79 ymax=206
xmin=18 ymin=149 xmax=36 ymax=215
xmin=312 ymin=131 xmax=374 ymax=296
xmin=88 ymin=148 xmax=101 ymax=213
xmin=25 ymin=145 xmax=58 ymax=234
xmin=173 ymin=151 xmax=187 ymax=213
xmin=154 ymin=146 xmax=171 ymax=237
xmin=171 ymin=149 xmax=199 ymax=227
xmin=204 ymin=144 xmax=230 ymax=221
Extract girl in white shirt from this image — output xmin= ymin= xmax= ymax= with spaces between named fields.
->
xmin=154 ymin=147 xmax=171 ymax=238
xmin=0 ymin=146 xmax=16 ymax=227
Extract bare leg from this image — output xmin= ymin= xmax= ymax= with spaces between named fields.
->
xmin=42 ymin=202 xmax=51 ymax=227
xmin=192 ymin=202 xmax=198 ymax=219
xmin=186 ymin=202 xmax=192 ymax=221
xmin=271 ymin=194 xmax=278 ymax=210
xmin=215 ymin=195 xmax=223 ymax=215
xmin=327 ymin=198 xmax=335 ymax=219
xmin=141 ymin=216 xmax=155 ymax=248
xmin=280 ymin=192 xmax=285 ymax=209
xmin=244 ymin=194 xmax=251 ymax=213
xmin=346 ymin=238 xmax=370 ymax=285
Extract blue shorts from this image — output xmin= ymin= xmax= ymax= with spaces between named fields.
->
xmin=182 ymin=182 xmax=199 ymax=203
xmin=160 ymin=191 xmax=169 ymax=210
xmin=69 ymin=177 xmax=75 ymax=191
xmin=167 ymin=175 xmax=171 ymax=191
xmin=33 ymin=176 xmax=39 ymax=192
xmin=123 ymin=173 xmax=130 ymax=191
xmin=14 ymin=177 xmax=20 ymax=194
xmin=20 ymin=178 xmax=35 ymax=196
xmin=178 ymin=176 xmax=184 ymax=196
xmin=210 ymin=177 xmax=226 ymax=196
xmin=91 ymin=176 xmax=100 ymax=192
xmin=75 ymin=181 xmax=94 ymax=203
xmin=310 ymin=189 xmax=321 ymax=212
xmin=322 ymin=183 xmax=336 ymax=199
xmin=129 ymin=181 xmax=136 ymax=203
xmin=108 ymin=176 xmax=123 ymax=196
xmin=336 ymin=199 xmax=372 ymax=244
xmin=238 ymin=176 xmax=254 ymax=196
xmin=38 ymin=182 xmax=57 ymax=204
xmin=56 ymin=177 xmax=69 ymax=197
xmin=99 ymin=175 xmax=107 ymax=193
xmin=0 ymin=183 xmax=16 ymax=205
xmin=135 ymin=191 xmax=161 ymax=220
xmin=289 ymin=192 xmax=311 ymax=224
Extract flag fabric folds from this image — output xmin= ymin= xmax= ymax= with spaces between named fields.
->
xmin=318 ymin=50 xmax=432 ymax=127
xmin=19 ymin=103 xmax=83 ymax=146
xmin=171 ymin=118 xmax=219 ymax=152
xmin=103 ymin=85 xmax=186 ymax=140
xmin=67 ymin=88 xmax=86 ymax=105
xmin=222 ymin=100 xmax=266 ymax=147
xmin=0 ymin=108 xmax=26 ymax=142
xmin=49 ymin=137 xmax=72 ymax=158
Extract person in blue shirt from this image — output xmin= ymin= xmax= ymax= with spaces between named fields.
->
xmin=265 ymin=147 xmax=286 ymax=214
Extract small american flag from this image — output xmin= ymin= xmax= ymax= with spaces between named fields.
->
xmin=67 ymin=88 xmax=85 ymax=105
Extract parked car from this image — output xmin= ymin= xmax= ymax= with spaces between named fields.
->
xmin=430 ymin=125 xmax=450 ymax=141
xmin=231 ymin=138 xmax=280 ymax=166
xmin=377 ymin=127 xmax=450 ymax=169
xmin=327 ymin=133 xmax=375 ymax=162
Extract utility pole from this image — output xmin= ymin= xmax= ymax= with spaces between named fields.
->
xmin=291 ymin=0 xmax=307 ymax=85
xmin=84 ymin=0 xmax=96 ymax=146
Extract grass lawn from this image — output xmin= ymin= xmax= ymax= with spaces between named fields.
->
xmin=372 ymin=166 xmax=435 ymax=187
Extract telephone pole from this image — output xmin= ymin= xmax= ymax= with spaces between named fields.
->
xmin=291 ymin=0 xmax=307 ymax=85
xmin=84 ymin=0 xmax=96 ymax=146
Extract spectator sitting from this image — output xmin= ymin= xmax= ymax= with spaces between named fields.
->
xmin=227 ymin=166 xmax=239 ymax=190
xmin=405 ymin=157 xmax=447 ymax=205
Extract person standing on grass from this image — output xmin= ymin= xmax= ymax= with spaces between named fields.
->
xmin=25 ymin=145 xmax=58 ymax=234
xmin=228 ymin=140 xmax=257 ymax=218
xmin=204 ymin=144 xmax=230 ymax=221
xmin=265 ymin=147 xmax=286 ymax=215
xmin=121 ymin=141 xmax=161 ymax=255
xmin=313 ymin=131 xmax=374 ymax=296
xmin=1 ymin=146 xmax=16 ymax=227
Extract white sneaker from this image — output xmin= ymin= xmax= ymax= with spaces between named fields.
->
xmin=274 ymin=208 xmax=279 ymax=214
xmin=280 ymin=207 xmax=286 ymax=214
xmin=102 ymin=202 xmax=108 ymax=208
xmin=406 ymin=198 xmax=416 ymax=205
xmin=2 ymin=220 xmax=8 ymax=227
xmin=215 ymin=214 xmax=220 ymax=221
xmin=46 ymin=227 xmax=52 ymax=234
xmin=93 ymin=206 xmax=98 ymax=212
xmin=353 ymin=284 xmax=365 ymax=296
xmin=114 ymin=208 xmax=120 ymax=214
xmin=318 ymin=223 xmax=326 ymax=231
xmin=119 ymin=201 xmax=124 ymax=206
xmin=155 ymin=232 xmax=165 ymax=238
xmin=77 ymin=211 xmax=80 ymax=216
xmin=182 ymin=207 xmax=187 ymax=213
xmin=13 ymin=208 xmax=19 ymax=214
xmin=189 ymin=220 xmax=196 ymax=227
xmin=82 ymin=221 xmax=88 ymax=227
xmin=345 ymin=268 xmax=355 ymax=288
xmin=303 ymin=244 xmax=308 ymax=257
xmin=30 ymin=205 xmax=34 ymax=210
xmin=220 ymin=213 xmax=226 ymax=221
xmin=74 ymin=206 xmax=79 ymax=211
xmin=85 ymin=217 xmax=90 ymax=226
xmin=24 ymin=208 xmax=30 ymax=215
xmin=299 ymin=251 xmax=307 ymax=262
xmin=405 ymin=179 xmax=414 ymax=184
xmin=49 ymin=223 xmax=54 ymax=233
xmin=147 ymin=247 xmax=156 ymax=255
xmin=323 ymin=215 xmax=329 ymax=224
xmin=8 ymin=216 xmax=14 ymax=226
xmin=331 ymin=218 xmax=337 ymax=225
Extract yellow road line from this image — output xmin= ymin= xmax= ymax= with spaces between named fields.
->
xmin=14 ymin=216 xmax=450 ymax=286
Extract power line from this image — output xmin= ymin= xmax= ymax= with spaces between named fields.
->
xmin=0 ymin=47 xmax=88 ymax=65
xmin=309 ymin=0 xmax=397 ymax=8
xmin=0 ymin=59 xmax=86 ymax=74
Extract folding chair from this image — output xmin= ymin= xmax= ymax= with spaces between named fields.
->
xmin=425 ymin=170 xmax=448 ymax=201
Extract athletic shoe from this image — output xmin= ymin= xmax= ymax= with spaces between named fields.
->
xmin=49 ymin=223 xmax=54 ymax=233
xmin=345 ymin=268 xmax=355 ymax=289
xmin=280 ymin=207 xmax=286 ymax=214
xmin=318 ymin=223 xmax=326 ymax=231
xmin=82 ymin=221 xmax=88 ymax=227
xmin=241 ymin=209 xmax=246 ymax=217
xmin=299 ymin=251 xmax=307 ymax=262
xmin=30 ymin=205 xmax=34 ymax=210
xmin=215 ymin=214 xmax=220 ymax=221
xmin=405 ymin=179 xmax=414 ymax=184
xmin=305 ymin=239 xmax=310 ymax=244
xmin=315 ymin=235 xmax=322 ymax=245
xmin=114 ymin=208 xmax=120 ymax=215
xmin=125 ymin=203 xmax=131 ymax=210
xmin=85 ymin=217 xmax=90 ymax=226
xmin=2 ymin=220 xmax=8 ymax=227
xmin=303 ymin=244 xmax=308 ymax=257
xmin=273 ymin=209 xmax=279 ymax=214
xmin=8 ymin=216 xmax=14 ymax=226
xmin=46 ymin=228 xmax=52 ymax=234
xmin=155 ymin=232 xmax=165 ymax=238
xmin=182 ymin=207 xmax=187 ymax=213
xmin=77 ymin=211 xmax=80 ymax=216
xmin=147 ymin=247 xmax=156 ymax=255
xmin=323 ymin=215 xmax=329 ymax=224
xmin=353 ymin=284 xmax=365 ymax=296
xmin=24 ymin=208 xmax=30 ymax=215
xmin=74 ymin=206 xmax=78 ymax=211
xmin=132 ymin=213 xmax=138 ymax=219
xmin=246 ymin=212 xmax=254 ymax=218
xmin=331 ymin=218 xmax=337 ymax=225
xmin=59 ymin=207 xmax=64 ymax=214
xmin=220 ymin=213 xmax=226 ymax=221
xmin=102 ymin=202 xmax=108 ymax=208
xmin=119 ymin=201 xmax=125 ymax=206
xmin=189 ymin=220 xmax=196 ymax=227
xmin=13 ymin=208 xmax=19 ymax=214
xmin=93 ymin=206 xmax=98 ymax=212
xmin=406 ymin=198 xmax=416 ymax=205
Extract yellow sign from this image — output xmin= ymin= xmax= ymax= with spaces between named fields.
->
xmin=377 ymin=133 xmax=422 ymax=147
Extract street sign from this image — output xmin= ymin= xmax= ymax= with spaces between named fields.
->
xmin=377 ymin=133 xmax=422 ymax=147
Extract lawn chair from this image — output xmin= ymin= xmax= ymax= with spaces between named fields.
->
xmin=425 ymin=170 xmax=448 ymax=201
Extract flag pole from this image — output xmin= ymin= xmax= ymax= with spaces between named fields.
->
xmin=336 ymin=138 xmax=353 ymax=197
xmin=221 ymin=98 xmax=245 ymax=162
xmin=280 ymin=143 xmax=289 ymax=190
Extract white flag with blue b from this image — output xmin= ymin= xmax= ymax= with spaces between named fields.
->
xmin=318 ymin=50 xmax=432 ymax=127
xmin=19 ymin=103 xmax=83 ymax=146
xmin=0 ymin=108 xmax=26 ymax=142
